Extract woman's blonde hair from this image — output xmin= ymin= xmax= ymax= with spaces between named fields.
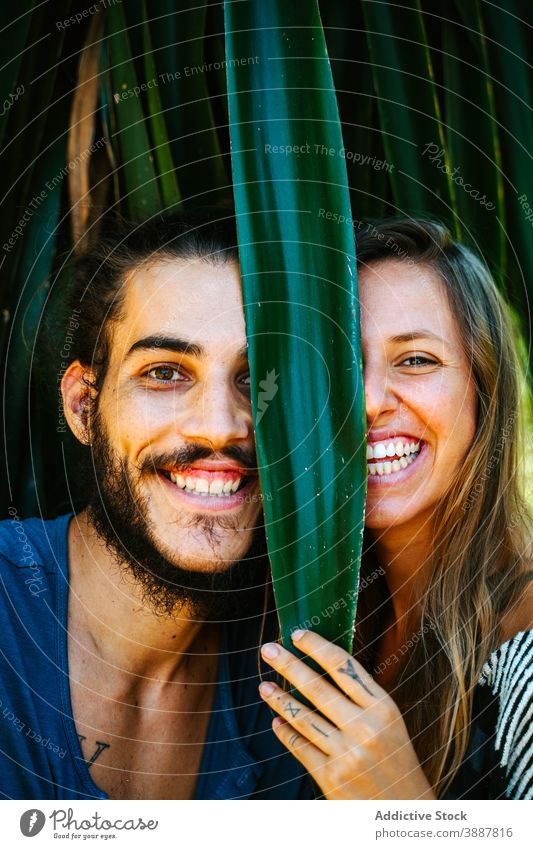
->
xmin=352 ymin=218 xmax=533 ymax=797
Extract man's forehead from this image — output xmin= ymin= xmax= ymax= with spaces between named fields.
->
xmin=115 ymin=257 xmax=248 ymax=357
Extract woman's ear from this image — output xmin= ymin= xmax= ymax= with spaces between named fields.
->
xmin=60 ymin=361 xmax=97 ymax=445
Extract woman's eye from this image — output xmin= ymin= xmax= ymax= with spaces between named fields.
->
xmin=147 ymin=365 xmax=187 ymax=383
xmin=239 ymin=373 xmax=251 ymax=387
xmin=400 ymin=355 xmax=437 ymax=367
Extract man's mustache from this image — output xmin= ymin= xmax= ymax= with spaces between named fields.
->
xmin=138 ymin=443 xmax=259 ymax=475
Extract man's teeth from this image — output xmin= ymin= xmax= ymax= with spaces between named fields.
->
xmin=168 ymin=472 xmax=243 ymax=496
xmin=366 ymin=439 xmax=422 ymax=476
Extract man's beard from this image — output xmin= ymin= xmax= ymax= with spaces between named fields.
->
xmin=83 ymin=406 xmax=269 ymax=622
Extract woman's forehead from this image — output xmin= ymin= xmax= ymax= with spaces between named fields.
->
xmin=358 ymin=259 xmax=456 ymax=341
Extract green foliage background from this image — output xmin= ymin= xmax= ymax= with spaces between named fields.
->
xmin=0 ymin=0 xmax=531 ymax=523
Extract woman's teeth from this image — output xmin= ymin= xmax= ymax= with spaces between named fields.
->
xmin=366 ymin=439 xmax=421 ymax=476
xmin=168 ymin=472 xmax=243 ymax=496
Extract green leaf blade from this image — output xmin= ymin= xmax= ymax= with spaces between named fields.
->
xmin=140 ymin=1 xmax=181 ymax=210
xmin=225 ymin=0 xmax=366 ymax=652
xmin=362 ymin=0 xmax=454 ymax=220
xmin=105 ymin=3 xmax=162 ymax=219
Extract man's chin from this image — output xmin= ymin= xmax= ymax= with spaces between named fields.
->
xmin=154 ymin=536 xmax=258 ymax=575
xmin=86 ymin=497 xmax=268 ymax=622
xmin=84 ymin=413 xmax=268 ymax=622
xmin=125 ymin=560 xmax=267 ymax=622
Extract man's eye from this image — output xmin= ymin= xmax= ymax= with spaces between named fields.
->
xmin=147 ymin=365 xmax=186 ymax=382
xmin=239 ymin=373 xmax=251 ymax=387
xmin=400 ymin=355 xmax=437 ymax=367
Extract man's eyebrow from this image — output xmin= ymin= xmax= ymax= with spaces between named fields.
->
xmin=388 ymin=330 xmax=445 ymax=344
xmin=125 ymin=336 xmax=204 ymax=359
xmin=125 ymin=336 xmax=250 ymax=360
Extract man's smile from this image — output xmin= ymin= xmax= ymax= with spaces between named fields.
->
xmin=157 ymin=461 xmax=258 ymax=511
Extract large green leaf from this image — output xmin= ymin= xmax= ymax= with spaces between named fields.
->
xmin=321 ymin=1 xmax=389 ymax=220
xmin=483 ymin=0 xmax=533 ymax=361
xmin=105 ymin=3 xmax=162 ymax=219
xmin=444 ymin=3 xmax=506 ymax=288
xmin=0 ymin=4 xmax=78 ymax=514
xmin=362 ymin=0 xmax=456 ymax=225
xmin=148 ymin=0 xmax=228 ymax=204
xmin=2 ymin=130 xmax=66 ymax=515
xmin=0 ymin=2 xmax=35 ymax=148
xmin=225 ymin=0 xmax=366 ymax=653
xmin=140 ymin=0 xmax=181 ymax=210
xmin=0 ymin=2 xmax=74 ymax=286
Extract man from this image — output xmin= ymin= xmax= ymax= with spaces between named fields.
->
xmin=0 ymin=212 xmax=309 ymax=799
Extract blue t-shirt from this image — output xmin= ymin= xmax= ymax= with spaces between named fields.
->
xmin=0 ymin=513 xmax=312 ymax=799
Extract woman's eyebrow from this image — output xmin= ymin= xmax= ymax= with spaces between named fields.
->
xmin=388 ymin=330 xmax=445 ymax=344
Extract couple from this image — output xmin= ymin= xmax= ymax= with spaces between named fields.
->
xmin=1 ymin=210 xmax=532 ymax=800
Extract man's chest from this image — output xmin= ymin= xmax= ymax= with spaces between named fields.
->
xmin=71 ymin=680 xmax=216 ymax=799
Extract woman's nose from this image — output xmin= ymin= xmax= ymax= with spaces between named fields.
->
xmin=364 ymin=361 xmax=400 ymax=424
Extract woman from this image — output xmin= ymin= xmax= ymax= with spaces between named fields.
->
xmin=257 ymin=218 xmax=533 ymax=800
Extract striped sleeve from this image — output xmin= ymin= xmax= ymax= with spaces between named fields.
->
xmin=479 ymin=630 xmax=533 ymax=799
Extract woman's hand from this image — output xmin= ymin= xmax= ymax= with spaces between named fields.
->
xmin=259 ymin=629 xmax=436 ymax=800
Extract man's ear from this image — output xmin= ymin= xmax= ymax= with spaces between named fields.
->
xmin=61 ymin=361 xmax=97 ymax=445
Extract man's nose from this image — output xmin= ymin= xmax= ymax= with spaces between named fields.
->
xmin=364 ymin=360 xmax=399 ymax=426
xmin=178 ymin=373 xmax=251 ymax=450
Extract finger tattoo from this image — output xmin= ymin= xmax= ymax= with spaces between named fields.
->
xmin=311 ymin=722 xmax=329 ymax=738
xmin=288 ymin=733 xmax=299 ymax=747
xmin=284 ymin=701 xmax=301 ymax=718
xmin=338 ymin=658 xmax=374 ymax=696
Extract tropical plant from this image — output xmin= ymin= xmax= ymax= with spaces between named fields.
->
xmin=0 ymin=0 xmax=530 ymax=650
xmin=225 ymin=0 xmax=366 ymax=651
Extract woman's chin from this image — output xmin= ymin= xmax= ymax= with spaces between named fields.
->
xmin=364 ymin=493 xmax=433 ymax=531
xmin=364 ymin=498 xmax=420 ymax=530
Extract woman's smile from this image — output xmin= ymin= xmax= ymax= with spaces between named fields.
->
xmin=367 ymin=435 xmax=426 ymax=483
